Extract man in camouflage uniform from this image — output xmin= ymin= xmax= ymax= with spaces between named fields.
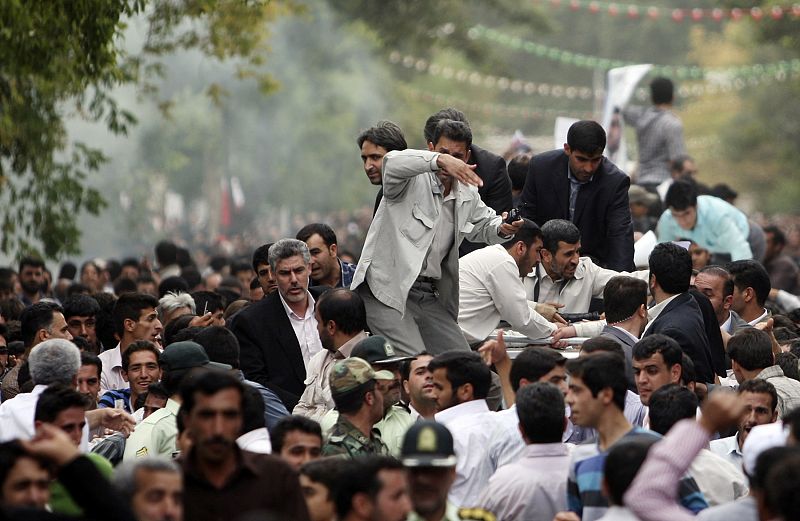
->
xmin=322 ymin=357 xmax=390 ymax=458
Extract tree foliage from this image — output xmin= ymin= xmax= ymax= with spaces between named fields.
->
xmin=0 ymin=0 xmax=295 ymax=260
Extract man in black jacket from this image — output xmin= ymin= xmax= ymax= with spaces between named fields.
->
xmin=519 ymin=120 xmax=634 ymax=271
xmin=230 ymin=239 xmax=329 ymax=410
xmin=643 ymin=242 xmax=715 ymax=383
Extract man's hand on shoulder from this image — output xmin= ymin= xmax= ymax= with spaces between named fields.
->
xmin=436 ymin=153 xmax=482 ymax=187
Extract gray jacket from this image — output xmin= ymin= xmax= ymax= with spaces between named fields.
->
xmin=351 ymin=149 xmax=506 ymax=318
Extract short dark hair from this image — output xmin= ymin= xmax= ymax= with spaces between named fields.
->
xmin=270 ymin=415 xmax=322 ymax=454
xmin=80 ymin=351 xmax=102 ymax=377
xmin=566 ymin=353 xmax=627 ymax=411
xmin=19 ymin=256 xmax=45 ymax=273
xmin=179 ymin=370 xmax=243 ymax=416
xmin=727 ymin=260 xmax=772 ymax=307
xmin=357 ymin=121 xmax=408 ymax=152
xmin=698 ymin=266 xmax=734 ymax=298
xmin=428 ymin=351 xmax=491 ymax=400
xmin=241 ymin=385 xmax=266 ymax=434
xmin=509 ymin=347 xmax=566 ymax=392
xmin=763 ymin=450 xmax=800 ymax=520
xmin=541 ymin=219 xmax=581 ymax=254
xmin=158 ymin=276 xmax=189 ymax=299
xmin=763 ymin=225 xmax=786 ymax=246
xmin=665 ymin=180 xmax=698 ymax=210
xmin=739 ymin=378 xmax=779 ymax=412
xmin=334 ymin=457 xmax=404 ymax=519
xmin=300 ymin=458 xmax=342 ymax=500
xmin=431 ymin=119 xmax=472 ymax=149
xmin=229 ymin=261 xmax=252 ymax=277
xmin=507 ymin=154 xmax=530 ymax=192
xmin=62 ymin=294 xmax=100 ymax=319
xmin=776 ymin=352 xmax=800 ymax=382
xmin=122 ymin=340 xmax=160 ymax=373
xmin=680 ymin=353 xmax=696 ymax=386
xmin=194 ymin=326 xmax=240 ymax=369
xmin=649 ymin=242 xmax=692 ymax=294
xmin=400 ymin=351 xmax=431 ymax=383
xmin=155 ymin=240 xmax=178 ymax=266
xmin=34 ymin=384 xmax=89 ymax=423
xmin=251 ymin=243 xmax=273 ymax=272
xmin=20 ymin=301 xmax=62 ymax=347
xmin=604 ymin=276 xmax=647 ymax=324
xmin=670 ymin=155 xmax=694 ymax=174
xmin=581 ymin=336 xmax=626 ymax=359
xmin=316 ymin=288 xmax=367 ymax=335
xmin=632 ymin=334 xmax=683 ymax=368
xmin=423 ymin=108 xmax=468 ymax=143
xmin=516 ymin=382 xmax=565 ymax=443
xmin=604 ymin=438 xmax=658 ymax=506
xmin=112 ymin=293 xmax=158 ymax=337
xmin=190 ymin=291 xmax=224 ymax=314
xmin=650 ymin=77 xmax=674 ymax=105
xmin=728 ymin=328 xmax=774 ymax=372
xmin=0 ymin=441 xmax=48 ymax=492
xmin=296 ymin=223 xmax=338 ymax=247
xmin=114 ymin=277 xmax=138 ymax=296
xmin=647 ymin=384 xmax=698 ymax=435
xmin=502 ymin=219 xmax=541 ymax=249
xmin=162 ymin=314 xmax=196 ymax=347
xmin=566 ymin=120 xmax=606 ymax=154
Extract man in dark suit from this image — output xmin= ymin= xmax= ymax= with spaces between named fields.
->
xmin=423 ymin=108 xmax=513 ymax=255
xmin=230 ymin=239 xmax=328 ymax=410
xmin=519 ymin=120 xmax=634 ymax=271
xmin=643 ymin=242 xmax=715 ymax=383
xmin=600 ymin=276 xmax=649 ymax=391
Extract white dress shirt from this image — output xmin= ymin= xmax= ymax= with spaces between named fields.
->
xmin=236 ymin=427 xmax=272 ymax=454
xmin=747 ymin=308 xmax=769 ymax=326
xmin=689 ymin=449 xmax=748 ymax=506
xmin=434 ymin=399 xmax=506 ymax=507
xmin=0 ymin=384 xmax=89 ymax=450
xmin=98 ymin=344 xmax=127 ymax=392
xmin=278 ymin=290 xmax=323 ymax=368
xmin=641 ymin=294 xmax=680 ymax=335
xmin=479 ymin=442 xmax=571 ymax=521
xmin=708 ymin=434 xmax=743 ymax=468
xmin=459 ymin=245 xmax=556 ymax=343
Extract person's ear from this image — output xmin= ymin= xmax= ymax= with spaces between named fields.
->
xmin=329 ymin=243 xmax=338 ymax=258
xmin=464 ymin=148 xmax=471 ymax=164
xmin=457 ymin=383 xmax=474 ymax=402
xmin=124 ymin=317 xmax=136 ymax=333
xmin=353 ymin=492 xmax=374 ymax=518
xmin=670 ymin=364 xmax=682 ymax=384
xmin=427 ymin=141 xmax=435 ymax=152
xmin=563 ymin=143 xmax=571 ymax=155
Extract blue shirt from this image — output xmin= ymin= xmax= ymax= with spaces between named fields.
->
xmin=310 ymin=259 xmax=356 ymax=288
xmin=657 ymin=195 xmax=752 ymax=260
xmin=98 ymin=388 xmax=132 ymax=413
xmin=567 ymin=427 xmax=708 ymax=521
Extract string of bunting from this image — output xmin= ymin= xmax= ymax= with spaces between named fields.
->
xmin=468 ymin=24 xmax=800 ymax=79
xmin=403 ymin=85 xmax=594 ymax=121
xmin=531 ymin=0 xmax=800 ymax=23
xmin=389 ymin=50 xmax=800 ymax=100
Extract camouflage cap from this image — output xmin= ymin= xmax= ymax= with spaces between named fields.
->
xmin=330 ymin=357 xmax=376 ymax=396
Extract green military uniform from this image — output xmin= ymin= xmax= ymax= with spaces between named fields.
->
xmin=322 ymin=357 xmax=391 ymax=459
xmin=321 ymin=415 xmax=389 ymax=458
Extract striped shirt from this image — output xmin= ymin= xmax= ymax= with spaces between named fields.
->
xmin=98 ymin=388 xmax=132 ymax=413
xmin=567 ymin=426 xmax=707 ymax=521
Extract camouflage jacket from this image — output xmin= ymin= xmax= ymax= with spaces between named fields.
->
xmin=321 ymin=415 xmax=389 ymax=458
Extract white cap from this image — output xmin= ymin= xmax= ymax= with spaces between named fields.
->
xmin=742 ymin=421 xmax=788 ymax=476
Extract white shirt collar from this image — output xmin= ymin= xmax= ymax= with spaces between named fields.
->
xmin=278 ymin=289 xmax=314 ymax=320
xmin=748 ymin=308 xmax=769 ymax=326
xmin=644 ymin=293 xmax=681 ymax=332
xmin=611 ymin=325 xmax=639 ymax=344
xmin=722 ymin=311 xmax=734 ymax=333
xmin=435 ymin=399 xmax=489 ymax=424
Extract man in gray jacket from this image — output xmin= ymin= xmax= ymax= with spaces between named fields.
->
xmin=351 ymin=119 xmax=522 ymax=356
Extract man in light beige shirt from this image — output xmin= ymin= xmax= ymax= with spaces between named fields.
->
xmin=293 ymin=288 xmax=369 ymax=422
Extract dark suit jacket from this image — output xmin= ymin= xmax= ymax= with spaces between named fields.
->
xmin=460 ymin=144 xmax=514 ymax=255
xmin=688 ymin=289 xmax=727 ymax=377
xmin=519 ymin=149 xmax=634 ymax=271
xmin=644 ymin=293 xmax=715 ymax=383
xmin=229 ymin=286 xmax=328 ymax=410
xmin=600 ymin=325 xmax=637 ymax=392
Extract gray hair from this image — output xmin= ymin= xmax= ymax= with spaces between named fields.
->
xmin=28 ymin=339 xmax=81 ymax=385
xmin=268 ymin=239 xmax=310 ymax=272
xmin=157 ymin=291 xmax=196 ymax=318
xmin=113 ymin=458 xmax=181 ymax=501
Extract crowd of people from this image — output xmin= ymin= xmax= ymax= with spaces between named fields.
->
xmin=0 ymin=78 xmax=798 ymax=521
